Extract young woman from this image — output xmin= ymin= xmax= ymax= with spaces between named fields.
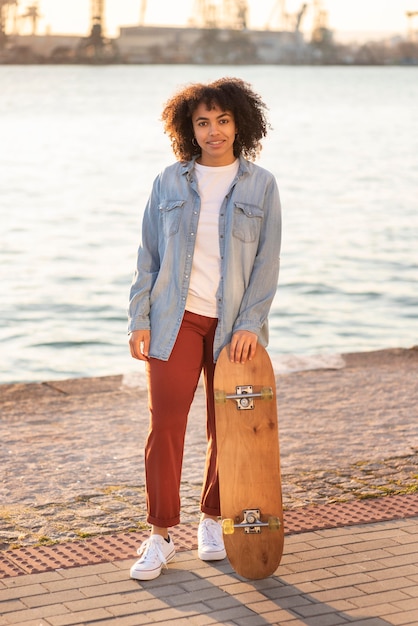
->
xmin=128 ymin=77 xmax=282 ymax=580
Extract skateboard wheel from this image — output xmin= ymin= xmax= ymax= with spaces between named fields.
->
xmin=214 ymin=390 xmax=226 ymax=404
xmin=261 ymin=387 xmax=273 ymax=400
xmin=222 ymin=518 xmax=235 ymax=535
xmin=268 ymin=516 xmax=281 ymax=531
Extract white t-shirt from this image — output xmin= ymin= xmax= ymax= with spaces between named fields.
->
xmin=186 ymin=159 xmax=239 ymax=317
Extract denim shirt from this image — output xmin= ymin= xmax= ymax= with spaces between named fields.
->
xmin=128 ymin=155 xmax=282 ymax=362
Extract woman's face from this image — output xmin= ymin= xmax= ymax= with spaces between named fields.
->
xmin=192 ymin=101 xmax=237 ymax=166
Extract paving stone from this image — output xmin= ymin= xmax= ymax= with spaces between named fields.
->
xmin=2 ymin=520 xmax=418 ymax=626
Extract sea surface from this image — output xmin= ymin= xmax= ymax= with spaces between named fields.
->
xmin=1 ymin=65 xmax=417 ymax=384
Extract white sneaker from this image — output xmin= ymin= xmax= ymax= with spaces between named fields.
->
xmin=130 ymin=535 xmax=176 ymax=581
xmin=198 ymin=518 xmax=226 ymax=561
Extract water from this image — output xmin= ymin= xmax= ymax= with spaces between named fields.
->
xmin=1 ymin=65 xmax=417 ymax=384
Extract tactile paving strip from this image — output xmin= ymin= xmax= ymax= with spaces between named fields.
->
xmin=282 ymin=493 xmax=418 ymax=534
xmin=1 ymin=493 xmax=418 ymax=579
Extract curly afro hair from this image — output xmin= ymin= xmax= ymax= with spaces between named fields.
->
xmin=161 ymin=77 xmax=270 ymax=162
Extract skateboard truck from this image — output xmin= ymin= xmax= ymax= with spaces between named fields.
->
xmin=222 ymin=509 xmax=281 ymax=535
xmin=214 ymin=385 xmax=273 ymax=410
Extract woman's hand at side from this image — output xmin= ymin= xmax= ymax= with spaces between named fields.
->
xmin=129 ymin=329 xmax=151 ymax=361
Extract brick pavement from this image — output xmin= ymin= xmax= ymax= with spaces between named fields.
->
xmin=1 ymin=516 xmax=418 ymax=625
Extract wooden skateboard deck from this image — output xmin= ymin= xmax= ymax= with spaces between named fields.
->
xmin=214 ymin=344 xmax=284 ymax=579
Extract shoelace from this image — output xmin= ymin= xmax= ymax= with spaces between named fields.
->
xmin=136 ymin=537 xmax=168 ymax=568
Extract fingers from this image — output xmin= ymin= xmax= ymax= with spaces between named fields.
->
xmin=229 ymin=331 xmax=258 ymax=364
xmin=129 ymin=330 xmax=150 ymax=361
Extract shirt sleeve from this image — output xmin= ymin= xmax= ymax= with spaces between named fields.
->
xmin=127 ymin=174 xmax=161 ymax=333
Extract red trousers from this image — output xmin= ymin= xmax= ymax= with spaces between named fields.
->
xmin=144 ymin=311 xmax=220 ymax=528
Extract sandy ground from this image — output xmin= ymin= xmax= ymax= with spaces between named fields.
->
xmin=0 ymin=346 xmax=417 ymax=548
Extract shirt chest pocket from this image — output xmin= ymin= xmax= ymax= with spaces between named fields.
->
xmin=159 ymin=200 xmax=185 ymax=237
xmin=232 ymin=202 xmax=263 ymax=243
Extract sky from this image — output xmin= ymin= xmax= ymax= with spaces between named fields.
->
xmin=15 ymin=0 xmax=418 ymax=41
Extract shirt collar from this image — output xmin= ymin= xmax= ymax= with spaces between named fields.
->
xmin=181 ymin=154 xmax=250 ymax=178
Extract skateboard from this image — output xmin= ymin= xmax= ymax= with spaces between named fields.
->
xmin=214 ymin=344 xmax=284 ymax=579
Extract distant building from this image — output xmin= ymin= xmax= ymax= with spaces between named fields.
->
xmin=117 ymin=25 xmax=308 ymax=64
xmin=1 ymin=34 xmax=80 ymax=62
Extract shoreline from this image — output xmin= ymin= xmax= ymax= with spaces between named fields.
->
xmin=1 ymin=345 xmax=417 ymax=392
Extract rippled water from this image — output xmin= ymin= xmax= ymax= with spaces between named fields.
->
xmin=1 ymin=65 xmax=417 ymax=383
